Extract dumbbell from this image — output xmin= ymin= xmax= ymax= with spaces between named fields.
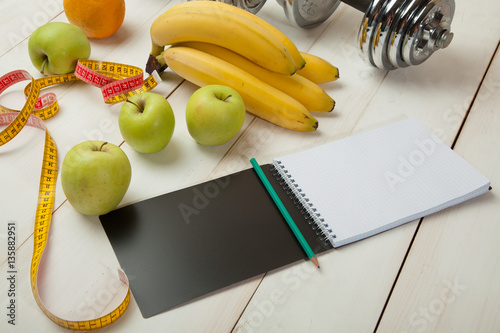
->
xmin=221 ymin=0 xmax=455 ymax=70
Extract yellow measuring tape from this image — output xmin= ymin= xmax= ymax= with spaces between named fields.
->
xmin=0 ymin=60 xmax=159 ymax=330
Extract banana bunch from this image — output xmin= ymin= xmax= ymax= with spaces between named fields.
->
xmin=148 ymin=1 xmax=339 ymax=132
xmin=175 ymin=41 xmax=335 ymax=114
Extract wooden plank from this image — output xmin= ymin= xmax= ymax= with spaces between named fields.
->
xmin=377 ymin=45 xmax=500 ymax=333
xmin=0 ymin=0 xmax=64 ymax=56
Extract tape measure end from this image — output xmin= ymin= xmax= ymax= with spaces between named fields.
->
xmin=152 ymin=70 xmax=162 ymax=83
xmin=118 ymin=269 xmax=129 ymax=285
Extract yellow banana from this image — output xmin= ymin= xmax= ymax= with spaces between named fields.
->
xmin=149 ymin=2 xmax=297 ymax=75
xmin=163 ymin=46 xmax=318 ymax=132
xmin=169 ymin=1 xmax=305 ymax=70
xmin=177 ymin=41 xmax=335 ymax=113
xmin=297 ymin=52 xmax=340 ymax=84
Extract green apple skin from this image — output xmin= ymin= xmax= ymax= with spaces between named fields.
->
xmin=61 ymin=141 xmax=132 ymax=216
xmin=185 ymin=85 xmax=246 ymax=146
xmin=28 ymin=22 xmax=91 ymax=75
xmin=118 ymin=92 xmax=175 ymax=154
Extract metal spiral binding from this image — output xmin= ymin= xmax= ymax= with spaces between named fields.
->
xmin=271 ymin=161 xmax=336 ymax=246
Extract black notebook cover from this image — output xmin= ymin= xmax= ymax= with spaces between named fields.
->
xmin=99 ymin=164 xmax=332 ymax=318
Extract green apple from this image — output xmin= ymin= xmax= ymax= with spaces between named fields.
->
xmin=185 ymin=85 xmax=246 ymax=146
xmin=118 ymin=92 xmax=175 ymax=153
xmin=61 ymin=141 xmax=131 ymax=216
xmin=28 ymin=22 xmax=91 ymax=75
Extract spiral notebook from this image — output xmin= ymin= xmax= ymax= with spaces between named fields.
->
xmin=100 ymin=117 xmax=491 ymax=318
xmin=271 ymin=117 xmax=491 ymax=247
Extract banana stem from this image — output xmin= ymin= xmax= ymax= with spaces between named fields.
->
xmin=156 ymin=53 xmax=166 ymax=68
xmin=147 ymin=42 xmax=168 ymax=75
xmin=150 ymin=42 xmax=165 ymax=57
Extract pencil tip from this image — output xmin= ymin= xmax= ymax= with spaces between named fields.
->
xmin=311 ymin=256 xmax=320 ymax=269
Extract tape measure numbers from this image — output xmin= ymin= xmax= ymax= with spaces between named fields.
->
xmin=0 ymin=60 xmax=159 ymax=330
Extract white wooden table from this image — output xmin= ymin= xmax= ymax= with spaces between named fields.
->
xmin=1 ymin=0 xmax=499 ymax=332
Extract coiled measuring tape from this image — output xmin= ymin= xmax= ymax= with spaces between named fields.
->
xmin=0 ymin=60 xmax=159 ymax=330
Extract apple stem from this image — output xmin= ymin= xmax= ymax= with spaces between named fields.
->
xmin=99 ymin=142 xmax=108 ymax=151
xmin=223 ymin=95 xmax=232 ymax=102
xmin=126 ymin=99 xmax=144 ymax=113
xmin=40 ymin=57 xmax=48 ymax=75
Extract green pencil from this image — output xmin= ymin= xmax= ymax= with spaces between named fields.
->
xmin=250 ymin=158 xmax=320 ymax=268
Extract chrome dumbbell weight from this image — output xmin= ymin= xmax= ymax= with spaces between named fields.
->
xmin=355 ymin=0 xmax=455 ymax=70
xmin=278 ymin=0 xmax=455 ymax=70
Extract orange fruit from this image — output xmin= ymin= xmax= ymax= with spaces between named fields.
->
xmin=63 ymin=0 xmax=125 ymax=39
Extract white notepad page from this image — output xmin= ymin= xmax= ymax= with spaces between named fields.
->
xmin=272 ymin=118 xmax=491 ymax=247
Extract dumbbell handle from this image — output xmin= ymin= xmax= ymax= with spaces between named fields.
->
xmin=342 ymin=0 xmax=371 ymax=12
